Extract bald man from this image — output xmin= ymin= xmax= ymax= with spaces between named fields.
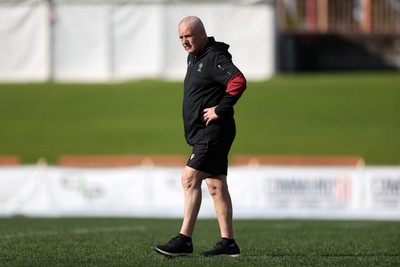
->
xmin=154 ymin=16 xmax=246 ymax=257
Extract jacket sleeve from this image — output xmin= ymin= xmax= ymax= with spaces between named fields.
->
xmin=215 ymin=72 xmax=247 ymax=118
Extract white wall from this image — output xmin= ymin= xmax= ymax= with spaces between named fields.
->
xmin=0 ymin=0 xmax=275 ymax=82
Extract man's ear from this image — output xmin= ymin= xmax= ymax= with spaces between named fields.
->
xmin=201 ymin=29 xmax=207 ymax=38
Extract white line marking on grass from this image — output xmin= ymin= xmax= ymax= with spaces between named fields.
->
xmin=337 ymin=222 xmax=375 ymax=229
xmin=2 ymin=225 xmax=146 ymax=239
xmin=71 ymin=225 xmax=146 ymax=234
xmin=270 ymin=223 xmax=302 ymax=229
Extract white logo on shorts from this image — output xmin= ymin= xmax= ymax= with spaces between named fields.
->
xmin=190 ymin=154 xmax=195 ymax=160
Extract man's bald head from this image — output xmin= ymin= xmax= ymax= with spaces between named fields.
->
xmin=179 ymin=16 xmax=206 ymax=33
xmin=178 ymin=16 xmax=208 ymax=55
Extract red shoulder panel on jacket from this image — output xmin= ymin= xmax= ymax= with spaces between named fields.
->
xmin=226 ymin=72 xmax=246 ymax=97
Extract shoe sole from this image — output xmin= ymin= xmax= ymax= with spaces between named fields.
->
xmin=224 ymin=253 xmax=240 ymax=257
xmin=200 ymin=253 xmax=241 ymax=257
xmin=154 ymin=247 xmax=193 ymax=258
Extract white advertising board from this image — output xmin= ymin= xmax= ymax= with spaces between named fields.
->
xmin=0 ymin=165 xmax=399 ymax=219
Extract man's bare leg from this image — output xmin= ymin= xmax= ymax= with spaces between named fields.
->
xmin=154 ymin=166 xmax=206 ymax=257
xmin=205 ymin=175 xmax=234 ymax=239
xmin=179 ymin=166 xmax=207 ymax=237
xmin=199 ymin=175 xmax=240 ymax=257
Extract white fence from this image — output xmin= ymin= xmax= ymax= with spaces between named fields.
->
xmin=1 ymin=165 xmax=399 ymax=219
xmin=0 ymin=0 xmax=275 ymax=82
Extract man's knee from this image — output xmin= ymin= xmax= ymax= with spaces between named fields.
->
xmin=181 ymin=166 xmax=205 ymax=189
xmin=207 ymin=184 xmax=220 ymax=197
xmin=206 ymin=176 xmax=228 ymax=197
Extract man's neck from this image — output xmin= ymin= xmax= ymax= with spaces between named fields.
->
xmin=194 ymin=37 xmax=209 ymax=57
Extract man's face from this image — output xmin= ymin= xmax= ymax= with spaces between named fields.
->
xmin=178 ymin=22 xmax=205 ymax=55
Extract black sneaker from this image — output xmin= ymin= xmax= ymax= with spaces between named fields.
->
xmin=200 ymin=239 xmax=241 ymax=257
xmin=154 ymin=235 xmax=193 ymax=257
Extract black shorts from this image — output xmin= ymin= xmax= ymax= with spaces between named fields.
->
xmin=186 ymin=137 xmax=234 ymax=176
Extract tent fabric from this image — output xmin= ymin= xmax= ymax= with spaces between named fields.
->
xmin=0 ymin=0 xmax=275 ymax=82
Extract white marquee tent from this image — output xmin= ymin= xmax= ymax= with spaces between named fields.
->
xmin=0 ymin=0 xmax=276 ymax=82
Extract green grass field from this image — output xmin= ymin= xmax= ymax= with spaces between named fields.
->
xmin=1 ymin=73 xmax=399 ymax=267
xmin=0 ymin=217 xmax=399 ymax=266
xmin=0 ymin=72 xmax=399 ymax=164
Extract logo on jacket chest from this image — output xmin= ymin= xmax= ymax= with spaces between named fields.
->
xmin=187 ymin=61 xmax=204 ymax=73
xmin=197 ymin=63 xmax=204 ymax=72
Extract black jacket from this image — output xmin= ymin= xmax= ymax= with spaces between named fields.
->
xmin=183 ymin=37 xmax=244 ymax=145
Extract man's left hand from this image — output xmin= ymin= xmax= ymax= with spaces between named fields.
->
xmin=202 ymin=106 xmax=219 ymax=126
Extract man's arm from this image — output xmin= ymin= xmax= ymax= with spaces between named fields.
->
xmin=202 ymin=72 xmax=247 ymax=126
xmin=215 ymin=72 xmax=247 ymax=117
